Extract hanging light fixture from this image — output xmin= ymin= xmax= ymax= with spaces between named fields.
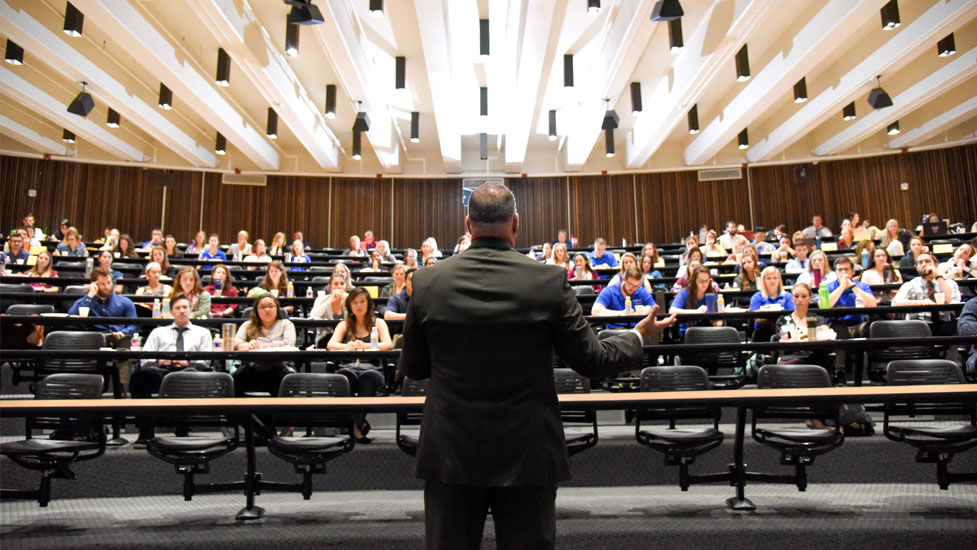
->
xmin=587 ymin=0 xmax=600 ymax=15
xmin=395 ymin=56 xmax=406 ymax=89
xmin=4 ymin=39 xmax=24 ymax=65
xmin=735 ymin=44 xmax=750 ymax=81
xmin=62 ymin=129 xmax=75 ymax=143
xmin=887 ymin=121 xmax=901 ymax=135
xmin=880 ymin=0 xmax=900 ymax=30
xmin=352 ymin=101 xmax=370 ymax=160
xmin=602 ymin=102 xmax=619 ymax=158
xmin=285 ymin=23 xmax=300 ymax=57
xmin=668 ymin=18 xmax=683 ymax=53
xmin=937 ymin=33 xmax=956 ymax=57
xmin=737 ymin=128 xmax=749 ymax=150
xmin=479 ymin=19 xmax=490 ymax=58
xmin=369 ymin=0 xmax=384 ymax=18
xmin=842 ymin=101 xmax=856 ymax=120
xmin=66 ymin=81 xmax=94 ymax=116
xmin=479 ymin=87 xmax=488 ymax=119
xmin=158 ymin=83 xmax=173 ymax=110
xmin=106 ymin=108 xmax=120 ymax=128
xmin=410 ymin=111 xmax=419 ymax=143
xmin=867 ymin=75 xmax=893 ymax=109
xmin=324 ymin=84 xmax=337 ymax=119
xmin=630 ymin=82 xmax=642 ymax=116
xmin=215 ymin=132 xmax=226 ymax=155
xmin=548 ymin=110 xmax=557 ymax=141
xmin=215 ymin=48 xmax=231 ymax=87
xmin=63 ymin=2 xmax=84 ymax=37
xmin=479 ymin=133 xmax=488 ymax=160
xmin=563 ymin=54 xmax=574 ymax=88
xmin=284 ymin=0 xmax=324 ymax=25
xmin=793 ymin=77 xmax=808 ymax=103
xmin=266 ymin=108 xmax=278 ymax=139
xmin=650 ymin=0 xmax=683 ymax=21
xmin=687 ymin=104 xmax=699 ymax=134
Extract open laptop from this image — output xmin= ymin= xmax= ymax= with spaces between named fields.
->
xmin=922 ymin=221 xmax=948 ymax=237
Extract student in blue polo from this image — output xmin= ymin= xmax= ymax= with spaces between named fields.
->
xmin=592 ymin=266 xmax=656 ymax=329
xmin=588 ymin=237 xmax=619 ymax=268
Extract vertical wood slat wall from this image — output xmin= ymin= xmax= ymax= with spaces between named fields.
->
xmin=2 ymin=143 xmax=975 ymax=249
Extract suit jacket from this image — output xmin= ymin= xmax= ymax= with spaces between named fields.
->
xmin=399 ymin=236 xmax=644 ymax=487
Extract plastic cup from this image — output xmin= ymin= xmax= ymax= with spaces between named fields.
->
xmin=270 ymin=289 xmax=279 ymax=297
xmin=78 ymin=306 xmax=90 ymax=317
xmin=934 ymin=292 xmax=945 ymax=305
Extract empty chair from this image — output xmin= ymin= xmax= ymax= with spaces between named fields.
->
xmin=554 ymin=369 xmax=598 ymax=456
xmin=0 ymin=374 xmax=106 ymax=506
xmin=0 ymin=283 xmax=33 ymax=311
xmin=681 ymin=327 xmax=749 ymax=389
xmin=751 ymin=365 xmax=844 ymax=491
xmin=866 ymin=321 xmax=941 ymax=384
xmin=145 ymin=371 xmax=239 ymax=501
xmin=263 ymin=373 xmax=355 ymax=499
xmin=597 ymin=329 xmax=647 ymax=391
xmin=572 ymin=285 xmax=596 ymax=296
xmin=396 ymin=376 xmax=429 ymax=456
xmin=35 ymin=332 xmax=110 ymax=393
xmin=884 ymin=359 xmax=977 ymax=489
xmin=5 ymin=304 xmax=56 ymax=316
xmin=635 ymin=366 xmax=724 ymax=491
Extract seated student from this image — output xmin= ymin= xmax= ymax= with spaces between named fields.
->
xmin=115 ymin=234 xmax=141 ymax=259
xmin=150 ymin=246 xmax=177 ymax=279
xmin=95 ymin=249 xmax=124 ymax=292
xmin=802 ymin=215 xmax=833 ymax=239
xmin=674 ymin=248 xmax=704 ymax=284
xmin=99 ymin=228 xmax=120 ymax=251
xmin=679 ymin=235 xmax=700 ymax=266
xmin=749 ymin=266 xmax=795 ymax=342
xmin=292 ymin=231 xmax=311 ymax=251
xmin=247 ymin=260 xmax=294 ymax=315
xmin=752 ymin=228 xmax=777 ymax=255
xmin=68 ymin=267 xmax=137 ymax=346
xmin=826 ymin=256 xmax=878 ymax=342
xmin=784 ymin=240 xmax=811 ymax=274
xmin=795 ymin=249 xmax=837 ymax=293
xmin=773 ymin=235 xmax=794 ymax=262
xmin=772 ymin=283 xmax=833 ymax=369
xmin=130 ymin=293 xmax=214 ymax=445
xmin=361 ymin=249 xmax=386 ymax=272
xmin=837 ymin=226 xmax=855 ymax=250
xmin=184 ymin=230 xmax=207 ymax=257
xmin=244 ymin=238 xmax=273 ymax=265
xmin=939 ymin=244 xmax=977 ymax=280
xmin=733 ymin=253 xmax=761 ymax=294
xmin=268 ymin=232 xmax=288 ymax=257
xmin=669 ymin=265 xmax=722 ymax=336
xmin=569 ymin=253 xmax=600 ymax=293
xmin=384 ymin=267 xmax=416 ymax=321
xmin=55 ymin=227 xmax=87 ymax=257
xmin=879 ymin=219 xmax=906 ymax=257
xmin=168 ymin=267 xmax=212 ymax=319
xmin=588 ymin=237 xmax=619 ymax=269
xmin=717 ymin=221 xmax=739 ymax=251
xmin=360 ymin=230 xmax=377 ymax=250
xmin=226 ymin=230 xmax=252 ymax=260
xmin=640 ymin=253 xmax=664 ymax=292
xmin=958 ymin=298 xmax=977 ymax=376
xmin=608 ymin=252 xmax=639 ymax=287
xmin=204 ymin=263 xmax=239 ymax=318
xmin=420 ymin=237 xmax=442 ymax=262
xmin=21 ymin=250 xmax=59 ymax=293
xmin=381 ymin=262 xmax=407 ymax=299
xmin=403 ymin=248 xmax=420 ymax=269
xmin=163 ymin=234 xmax=183 ymax=259
xmin=453 ymin=233 xmax=472 ymax=254
xmin=288 ymin=239 xmax=311 ymax=271
xmin=344 ymin=235 xmax=366 ymax=257
xmin=853 ymin=238 xmax=875 ymax=271
xmin=139 ymin=228 xmax=163 ymax=251
xmin=375 ymin=240 xmax=396 ymax=263
xmin=327 ymin=287 xmax=393 ymax=443
xmin=2 ymin=232 xmax=30 ymax=267
xmin=641 ymin=242 xmax=666 ymax=268
xmin=592 ymin=266 xmax=656 ymax=329
xmin=331 ymin=261 xmax=355 ymax=291
xmin=899 ymin=236 xmax=926 ymax=270
xmin=859 ymin=247 xmax=902 ymax=301
xmin=536 ymin=242 xmax=552 ymax=263
xmin=198 ymin=233 xmax=226 ymax=267
xmin=700 ymin=230 xmax=726 ymax=258
xmin=423 ymin=256 xmax=437 ymax=267
xmin=892 ymin=252 xmax=961 ymax=316
xmin=311 ymin=273 xmax=349 ymax=346
xmin=233 ymin=294 xmax=297 ymax=398
xmin=550 ymin=242 xmax=572 ymax=271
xmin=135 ymin=262 xmax=173 ymax=311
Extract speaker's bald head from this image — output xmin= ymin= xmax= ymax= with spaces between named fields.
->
xmin=468 ymin=183 xmax=516 ymax=225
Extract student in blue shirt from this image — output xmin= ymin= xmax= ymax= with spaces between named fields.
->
xmin=592 ymin=266 xmax=656 ymax=329
xmin=588 ymin=237 xmax=619 ymax=269
xmin=826 ymin=255 xmax=877 ymax=327
xmin=669 ymin=264 xmax=722 ymax=336
xmin=68 ymin=267 xmax=138 ymax=344
xmin=198 ymin=233 xmax=227 ymax=269
xmin=749 ymin=266 xmax=795 ymax=342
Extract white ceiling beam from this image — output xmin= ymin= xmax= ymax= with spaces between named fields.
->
xmin=188 ymin=0 xmax=340 ymax=171
xmin=0 ymin=112 xmax=72 ymax=156
xmin=887 ymin=94 xmax=977 ymax=150
xmin=814 ymin=46 xmax=977 ymax=156
xmin=0 ymin=64 xmax=148 ymax=161
xmin=747 ymin=0 xmax=977 ymax=163
xmin=683 ymin=0 xmax=886 ymax=166
xmin=625 ymin=0 xmax=776 ymax=169
xmin=0 ymin=0 xmax=216 ymax=167
xmin=70 ymin=0 xmax=279 ymax=170
xmin=501 ymin=0 xmax=565 ymax=172
xmin=563 ymin=0 xmax=656 ymax=171
xmin=313 ymin=1 xmax=401 ymax=172
xmin=412 ymin=0 xmax=462 ymax=172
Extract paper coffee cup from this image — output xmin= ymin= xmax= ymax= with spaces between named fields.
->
xmin=934 ymin=292 xmax=945 ymax=305
xmin=270 ymin=289 xmax=279 ymax=297
xmin=78 ymin=306 xmax=90 ymax=317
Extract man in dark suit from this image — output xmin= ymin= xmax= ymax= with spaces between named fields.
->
xmin=399 ymin=182 xmax=675 ymax=549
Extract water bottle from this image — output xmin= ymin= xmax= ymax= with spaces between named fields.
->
xmin=818 ymin=284 xmax=830 ymax=308
xmin=369 ymin=326 xmax=379 ymax=350
xmin=214 ymin=278 xmax=223 ymax=296
xmin=161 ymin=300 xmax=170 ymax=316
xmin=85 ymin=256 xmax=94 ymax=277
xmin=305 ymin=285 xmax=313 ymax=298
xmin=624 ymin=296 xmax=634 ymax=314
xmin=716 ymin=293 xmax=725 ymax=313
xmin=213 ymin=333 xmax=222 ymax=351
xmin=861 ymin=250 xmax=869 ymax=269
xmin=284 ymin=252 xmax=292 ymax=264
xmin=152 ymin=298 xmax=161 ymax=319
xmin=130 ymin=333 xmax=141 ymax=351
xmin=286 ymin=281 xmax=294 ymax=298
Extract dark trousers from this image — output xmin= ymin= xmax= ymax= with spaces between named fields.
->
xmin=130 ymin=365 xmax=209 ymax=436
xmin=336 ymin=366 xmax=385 ymax=427
xmin=423 ymin=479 xmax=556 ymax=550
xmin=232 ymin=363 xmax=293 ymax=397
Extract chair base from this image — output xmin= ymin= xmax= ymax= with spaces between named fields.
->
xmin=236 ymin=505 xmax=265 ymax=521
xmin=917 ymin=451 xmax=977 ymax=490
xmin=725 ymin=496 xmax=756 ymax=511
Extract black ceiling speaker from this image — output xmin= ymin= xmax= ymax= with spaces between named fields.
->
xmin=651 ymin=0 xmax=683 ymax=21
xmin=283 ymin=0 xmax=324 ymax=25
xmin=154 ymin=170 xmax=173 ymax=189
xmin=67 ymin=81 xmax=94 ymax=116
xmin=794 ymin=163 xmax=812 ymax=184
xmin=868 ymin=76 xmax=893 ymax=109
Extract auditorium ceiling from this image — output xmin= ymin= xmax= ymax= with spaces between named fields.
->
xmin=1 ymin=0 xmax=976 ymax=177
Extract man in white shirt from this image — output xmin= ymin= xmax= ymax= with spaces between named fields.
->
xmin=718 ymin=221 xmax=739 ymax=251
xmin=784 ymin=241 xmax=811 ymax=274
xmin=802 ymin=215 xmax=833 ymax=239
xmin=130 ymin=294 xmax=214 ymax=445
xmin=227 ymin=230 xmax=253 ymax=259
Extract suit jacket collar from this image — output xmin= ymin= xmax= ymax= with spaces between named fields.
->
xmin=470 ymin=236 xmax=513 ymax=250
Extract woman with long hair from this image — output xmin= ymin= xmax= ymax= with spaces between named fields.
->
xmin=733 ymin=253 xmax=760 ymax=292
xmin=248 ymin=260 xmax=293 ymax=313
xmin=331 ymin=261 xmax=355 ymax=291
xmin=879 ymin=218 xmax=905 ymax=256
xmin=749 ymin=266 xmax=795 ymax=342
xmin=859 ymin=247 xmax=902 ymax=302
xmin=96 ymin=249 xmax=124 ymax=292
xmin=700 ymin=230 xmax=726 ymax=258
xmin=549 ymin=242 xmax=572 ymax=271
xmin=204 ymin=263 xmax=239 ymax=318
xmin=185 ymin=230 xmax=207 ymax=257
xmin=326 ymin=287 xmax=392 ymax=442
xmin=640 ymin=254 xmax=664 ymax=292
xmin=641 ymin=242 xmax=665 ymax=268
xmin=608 ymin=252 xmax=639 ymax=287
xmin=680 ymin=235 xmax=700 ymax=265
xmin=23 ymin=250 xmax=59 ymax=293
xmin=268 ymin=232 xmax=288 ymax=256
xmin=168 ymin=267 xmax=211 ymax=319
xmin=569 ymin=253 xmax=600 ymax=293
xmin=288 ymin=239 xmax=311 ymax=271
xmin=244 ymin=238 xmax=272 ymax=265
xmin=163 ymin=234 xmax=183 ymax=259
xmin=853 ymin=239 xmax=876 ymax=271
xmin=669 ymin=264 xmax=721 ymax=335
xmin=150 ymin=246 xmax=177 ymax=278
xmin=115 ymin=234 xmax=140 ymax=259
xmin=795 ymin=249 xmax=836 ymax=293
xmin=311 ymin=272 xmax=349 ymax=346
xmin=232 ymin=294 xmax=296 ymax=398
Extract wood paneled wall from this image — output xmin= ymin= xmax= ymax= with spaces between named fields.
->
xmin=3 ymin=143 xmax=975 ymax=248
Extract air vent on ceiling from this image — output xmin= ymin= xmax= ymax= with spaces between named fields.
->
xmin=221 ymin=173 xmax=267 ymax=186
xmin=697 ymin=168 xmax=742 ymax=181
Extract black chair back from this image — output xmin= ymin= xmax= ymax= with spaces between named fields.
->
xmin=6 ymin=304 xmax=55 ymax=315
xmin=40 ymin=331 xmax=106 ymax=374
xmin=868 ymin=320 xmax=936 ymax=361
xmin=755 ymin=365 xmax=834 ymax=421
xmin=274 ymin=373 xmax=351 ymax=429
xmin=683 ymin=327 xmax=742 ymax=369
xmin=32 ymin=374 xmax=104 ymax=438
xmin=572 ymin=285 xmax=596 ymax=296
xmin=637 ymin=366 xmax=719 ymax=426
xmin=886 ymin=359 xmax=966 ymax=385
